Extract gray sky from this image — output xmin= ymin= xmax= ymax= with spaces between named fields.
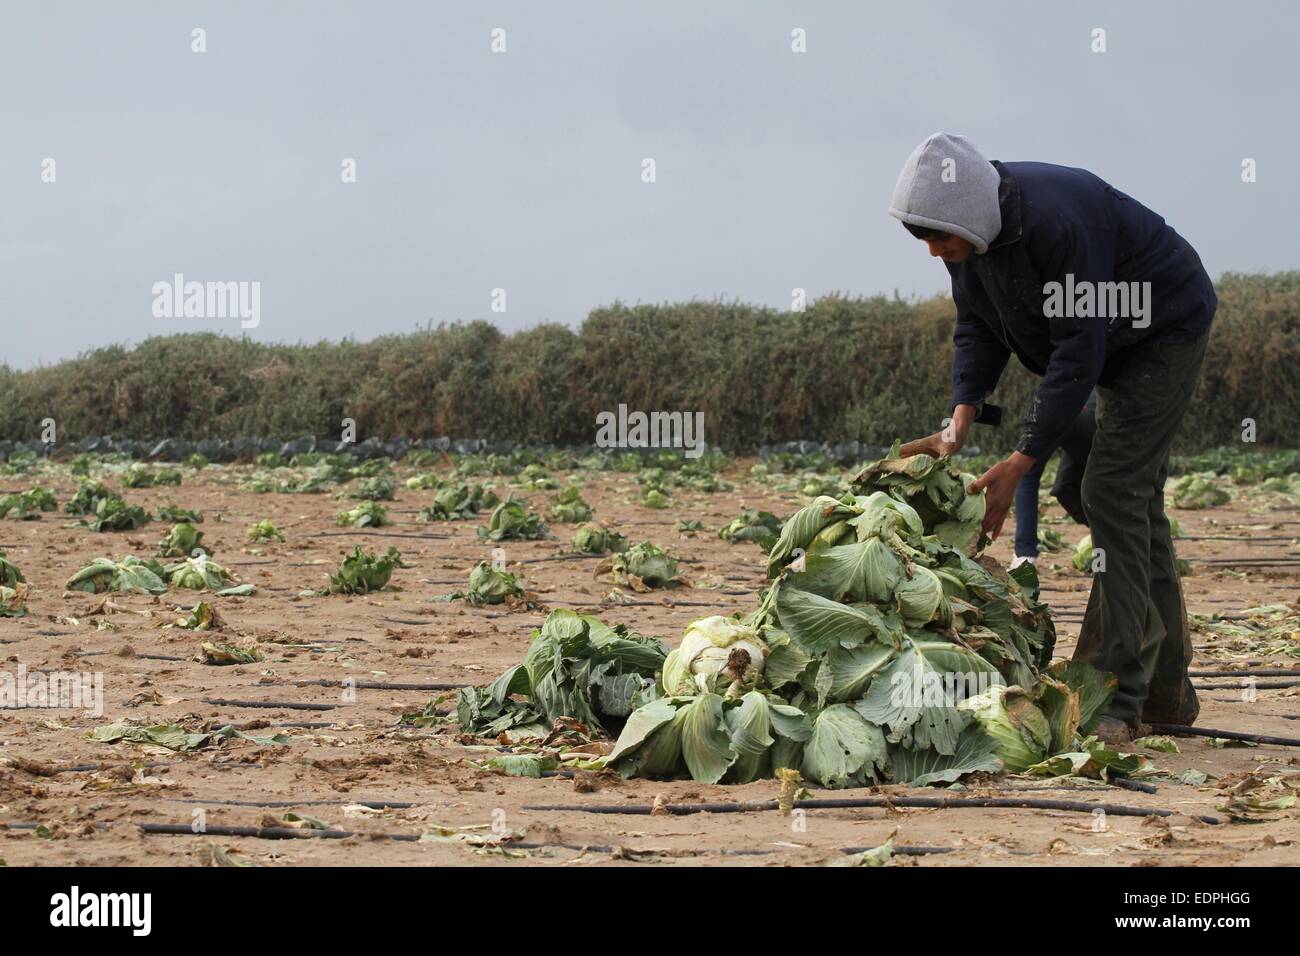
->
xmin=2 ymin=1 xmax=1295 ymax=369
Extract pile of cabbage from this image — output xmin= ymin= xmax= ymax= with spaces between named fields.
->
xmin=460 ymin=451 xmax=1117 ymax=788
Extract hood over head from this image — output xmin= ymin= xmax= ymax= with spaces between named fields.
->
xmin=889 ymin=132 xmax=1002 ymax=253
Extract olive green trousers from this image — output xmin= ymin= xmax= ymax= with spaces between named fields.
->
xmin=1072 ymin=332 xmax=1209 ymax=726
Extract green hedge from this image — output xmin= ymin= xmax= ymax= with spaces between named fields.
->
xmin=1 ymin=271 xmax=1295 ymax=453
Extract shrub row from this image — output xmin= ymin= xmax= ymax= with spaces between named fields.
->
xmin=1 ymin=272 xmax=1294 ymax=454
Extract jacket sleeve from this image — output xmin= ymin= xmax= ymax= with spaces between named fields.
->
xmin=1018 ymin=224 xmax=1114 ymax=459
xmin=950 ymin=274 xmax=1011 ymax=417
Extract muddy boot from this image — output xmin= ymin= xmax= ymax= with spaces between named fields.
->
xmin=1092 ymin=716 xmax=1133 ymax=747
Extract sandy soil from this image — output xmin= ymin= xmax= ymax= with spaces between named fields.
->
xmin=1 ymin=462 xmax=1298 ymax=867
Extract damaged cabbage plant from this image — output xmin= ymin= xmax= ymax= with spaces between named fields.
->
xmin=66 ymin=482 xmax=152 ymax=532
xmin=718 ymin=510 xmax=782 ymax=552
xmin=571 ymin=524 xmax=629 ymax=555
xmin=171 ymin=601 xmax=225 ymax=631
xmin=347 ymin=476 xmax=397 ymax=501
xmin=849 ymin=445 xmax=987 ymax=552
xmin=1169 ymin=474 xmax=1230 ymax=510
xmin=64 ymin=481 xmax=118 ymax=516
xmin=602 ymin=450 xmax=1122 ymax=789
xmin=597 ymin=541 xmax=683 ymax=591
xmin=88 ymin=722 xmax=288 ymax=751
xmin=478 ymin=497 xmax=546 ymax=541
xmin=456 ymin=609 xmax=667 ymax=739
xmin=199 ymin=641 xmax=263 ymax=664
xmin=121 ymin=463 xmax=182 ymax=488
xmin=245 ymin=519 xmax=284 ymax=543
xmin=0 ymin=487 xmax=57 ymax=520
xmin=244 ymin=473 xmax=330 ymax=495
xmin=547 ymin=486 xmax=593 ymax=524
xmin=1072 ymin=534 xmax=1096 ymax=573
xmin=86 ymin=497 xmax=152 ymax=532
xmin=1191 ymin=601 xmax=1300 ymax=660
xmin=640 ymin=487 xmax=672 ymax=510
xmin=158 ymin=504 xmax=203 ymax=524
xmin=441 ymin=561 xmax=538 ymax=608
xmin=157 ymin=522 xmax=209 ymax=558
xmin=336 ymin=500 xmax=388 ymax=528
xmin=515 ymin=463 xmax=559 ymax=491
xmin=165 ymin=555 xmax=234 ymax=590
xmin=0 ymin=550 xmax=26 ymax=614
xmin=327 ymin=546 xmax=406 ymax=595
xmin=0 ymin=581 xmax=28 ymax=617
xmin=66 ymin=556 xmax=169 ymax=595
xmin=0 ymin=551 xmax=23 ymax=588
xmin=1037 ymin=528 xmax=1065 ymax=552
xmin=417 ymin=481 xmax=499 ymax=521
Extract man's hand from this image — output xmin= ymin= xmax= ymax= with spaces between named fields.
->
xmin=899 ymin=404 xmax=977 ymax=459
xmin=968 ymin=452 xmax=1037 ymax=540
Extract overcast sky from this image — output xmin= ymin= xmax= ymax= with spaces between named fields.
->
xmin=2 ymin=1 xmax=1294 ymax=369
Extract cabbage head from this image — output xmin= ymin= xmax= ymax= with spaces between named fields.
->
xmin=662 ymin=616 xmax=768 ymax=696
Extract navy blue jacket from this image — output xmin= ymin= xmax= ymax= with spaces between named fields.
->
xmin=948 ymin=161 xmax=1216 ymax=458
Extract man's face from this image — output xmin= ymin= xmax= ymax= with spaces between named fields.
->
xmin=923 ymin=234 xmax=975 ymax=263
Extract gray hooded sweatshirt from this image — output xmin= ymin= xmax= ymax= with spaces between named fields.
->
xmin=888 ymin=132 xmax=1002 ymax=253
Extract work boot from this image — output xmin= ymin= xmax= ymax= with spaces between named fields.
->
xmin=1140 ymin=700 xmax=1198 ymax=729
xmin=1092 ymin=716 xmax=1132 ymax=747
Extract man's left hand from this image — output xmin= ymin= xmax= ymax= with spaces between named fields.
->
xmin=968 ymin=452 xmax=1037 ymax=541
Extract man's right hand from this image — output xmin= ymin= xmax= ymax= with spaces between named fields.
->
xmin=899 ymin=404 xmax=977 ymax=458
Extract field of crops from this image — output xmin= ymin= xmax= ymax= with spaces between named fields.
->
xmin=1 ymin=447 xmax=1298 ymax=867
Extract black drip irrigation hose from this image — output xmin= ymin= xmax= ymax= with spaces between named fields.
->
xmin=1193 ymin=680 xmax=1300 ymax=690
xmin=1190 ymin=668 xmax=1300 ymax=678
xmin=1146 ymin=722 xmax=1300 ymax=748
xmin=521 ymin=795 xmax=1222 ymax=825
xmin=141 ymin=822 xmax=361 ymax=840
xmin=538 ymin=769 xmax=1159 ymax=796
xmin=161 ymin=797 xmax=416 ymax=809
xmin=32 ymin=761 xmax=175 ymax=776
xmin=72 ymin=651 xmax=188 ymax=662
xmin=1110 ymin=778 xmax=1159 ymax=794
xmin=202 ymin=697 xmax=338 ymax=711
